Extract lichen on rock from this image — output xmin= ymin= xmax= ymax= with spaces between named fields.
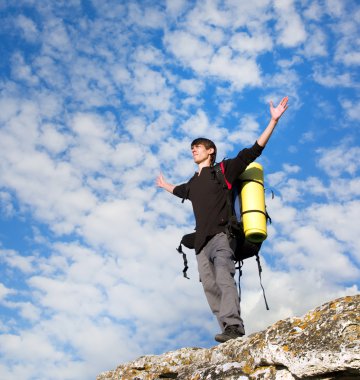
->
xmin=97 ymin=295 xmax=360 ymax=380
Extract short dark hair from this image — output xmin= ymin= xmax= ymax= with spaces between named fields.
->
xmin=191 ymin=137 xmax=217 ymax=165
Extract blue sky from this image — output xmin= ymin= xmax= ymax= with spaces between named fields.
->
xmin=0 ymin=0 xmax=359 ymax=379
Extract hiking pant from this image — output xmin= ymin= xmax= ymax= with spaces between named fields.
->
xmin=196 ymin=232 xmax=245 ymax=334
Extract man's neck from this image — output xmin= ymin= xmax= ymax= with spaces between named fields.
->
xmin=197 ymin=161 xmax=211 ymax=174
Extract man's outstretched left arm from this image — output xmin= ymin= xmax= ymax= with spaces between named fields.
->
xmin=156 ymin=173 xmax=175 ymax=194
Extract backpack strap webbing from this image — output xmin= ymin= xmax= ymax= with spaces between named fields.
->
xmin=237 ymin=255 xmax=270 ymax=310
xmin=255 ymin=254 xmax=270 ymax=310
xmin=176 ymin=232 xmax=196 ymax=279
xmin=214 ymin=162 xmax=234 ymax=225
xmin=176 ymin=244 xmax=190 ymax=279
xmin=219 ymin=161 xmax=232 ymax=189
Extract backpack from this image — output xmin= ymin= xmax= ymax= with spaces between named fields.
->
xmin=176 ymin=160 xmax=271 ymax=310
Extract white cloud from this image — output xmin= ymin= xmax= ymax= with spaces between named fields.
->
xmin=228 ymin=114 xmax=260 ymax=145
xmin=69 ymin=112 xmax=114 ymax=170
xmin=306 ymin=200 xmax=360 ymax=260
xmin=313 ymin=67 xmax=355 ymax=88
xmin=0 ymin=191 xmax=14 ymax=217
xmin=263 ymin=68 xmax=300 ymax=95
xmin=132 ymin=46 xmax=164 ymax=66
xmin=273 ymin=0 xmax=307 ymax=47
xmin=324 ymin=0 xmax=345 ymax=18
xmin=184 ymin=0 xmax=230 ymax=32
xmin=124 ymin=112 xmax=175 ymax=146
xmin=166 ymin=0 xmax=188 ymax=18
xmin=299 ymin=131 xmax=315 ymax=143
xmin=2 ymin=299 xmax=41 ymax=322
xmin=15 ymin=14 xmax=39 ymax=42
xmin=193 ymin=0 xmax=271 ymax=31
xmin=303 ymin=1 xmax=324 ymax=21
xmin=33 ymin=55 xmax=67 ymax=90
xmin=125 ymin=64 xmax=173 ymax=112
xmin=328 ymin=177 xmax=360 ymax=202
xmin=180 ymin=108 xmax=211 ymax=137
xmin=317 ymin=144 xmax=360 ymax=177
xmin=0 ymin=1 xmax=359 ymax=379
xmin=0 ymin=100 xmax=101 ymax=234
xmin=38 ymin=123 xmax=71 ymax=155
xmin=90 ymin=0 xmax=126 ymax=19
xmin=277 ymin=55 xmax=303 ymax=68
xmin=164 ymin=30 xmax=214 ymax=72
xmin=0 ymin=283 xmax=14 ymax=299
xmin=230 ymin=32 xmax=273 ymax=55
xmin=0 ymin=97 xmax=20 ymax=124
xmin=0 ymin=249 xmax=35 ymax=273
xmin=341 ymin=98 xmax=360 ymax=121
xmin=282 ymin=163 xmax=301 ymax=173
xmin=209 ymin=47 xmax=262 ymax=89
xmin=165 ymin=31 xmax=262 ymax=89
xmin=112 ymin=65 xmax=131 ymax=85
xmin=11 ymin=52 xmax=39 ymax=85
xmin=42 ymin=17 xmax=73 ymax=57
xmin=302 ymin=26 xmax=327 ymax=57
xmin=127 ymin=2 xmax=165 ymax=29
xmin=178 ymin=78 xmax=204 ymax=96
xmin=329 ymin=5 xmax=360 ymax=66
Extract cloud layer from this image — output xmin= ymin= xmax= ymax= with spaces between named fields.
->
xmin=0 ymin=1 xmax=359 ymax=379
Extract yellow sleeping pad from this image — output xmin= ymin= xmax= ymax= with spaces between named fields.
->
xmin=239 ymin=162 xmax=267 ymax=243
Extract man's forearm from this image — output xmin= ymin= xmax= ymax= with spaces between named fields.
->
xmin=257 ymin=118 xmax=278 ymax=147
xmin=157 ymin=173 xmax=175 ymax=194
xmin=162 ymin=183 xmax=175 ymax=194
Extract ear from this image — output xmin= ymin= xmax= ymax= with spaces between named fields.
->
xmin=207 ymin=147 xmax=215 ymax=155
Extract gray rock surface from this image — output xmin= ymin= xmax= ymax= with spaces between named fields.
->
xmin=97 ymin=295 xmax=359 ymax=379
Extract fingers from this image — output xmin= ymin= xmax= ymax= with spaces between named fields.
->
xmin=269 ymin=96 xmax=289 ymax=121
xmin=271 ymin=96 xmax=288 ymax=107
xmin=281 ymin=96 xmax=289 ymax=108
xmin=272 ymin=96 xmax=289 ymax=112
xmin=156 ymin=173 xmax=165 ymax=187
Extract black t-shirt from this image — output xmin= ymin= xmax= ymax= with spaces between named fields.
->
xmin=173 ymin=141 xmax=264 ymax=253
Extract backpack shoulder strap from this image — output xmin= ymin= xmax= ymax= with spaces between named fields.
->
xmin=214 ymin=162 xmax=238 ymax=229
xmin=214 ymin=161 xmax=232 ymax=190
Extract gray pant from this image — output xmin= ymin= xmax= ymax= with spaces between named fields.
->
xmin=196 ymin=232 xmax=245 ymax=333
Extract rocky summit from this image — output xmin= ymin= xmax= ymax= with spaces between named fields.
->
xmin=97 ymin=295 xmax=359 ymax=380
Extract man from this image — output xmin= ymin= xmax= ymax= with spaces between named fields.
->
xmin=157 ymin=97 xmax=289 ymax=343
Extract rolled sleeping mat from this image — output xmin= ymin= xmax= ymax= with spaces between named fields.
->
xmin=238 ymin=162 xmax=267 ymax=243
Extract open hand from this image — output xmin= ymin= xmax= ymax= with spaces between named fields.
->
xmin=270 ymin=96 xmax=289 ymax=122
xmin=156 ymin=173 xmax=175 ymax=193
xmin=156 ymin=173 xmax=164 ymax=187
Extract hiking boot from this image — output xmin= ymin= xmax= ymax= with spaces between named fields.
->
xmin=214 ymin=325 xmax=245 ymax=343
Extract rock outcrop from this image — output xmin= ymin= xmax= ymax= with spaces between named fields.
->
xmin=97 ymin=295 xmax=359 ymax=379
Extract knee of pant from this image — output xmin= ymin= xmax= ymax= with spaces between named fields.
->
xmin=214 ymin=255 xmax=236 ymax=277
xmin=215 ymin=270 xmax=236 ymax=288
xmin=200 ymin=276 xmax=221 ymax=297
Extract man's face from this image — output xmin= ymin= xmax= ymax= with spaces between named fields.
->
xmin=191 ymin=144 xmax=214 ymax=165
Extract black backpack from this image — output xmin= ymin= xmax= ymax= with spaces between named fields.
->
xmin=176 ymin=161 xmax=270 ymax=309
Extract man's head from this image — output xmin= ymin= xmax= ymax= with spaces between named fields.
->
xmin=191 ymin=137 xmax=217 ymax=166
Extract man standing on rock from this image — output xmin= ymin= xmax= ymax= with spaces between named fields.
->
xmin=157 ymin=97 xmax=289 ymax=343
